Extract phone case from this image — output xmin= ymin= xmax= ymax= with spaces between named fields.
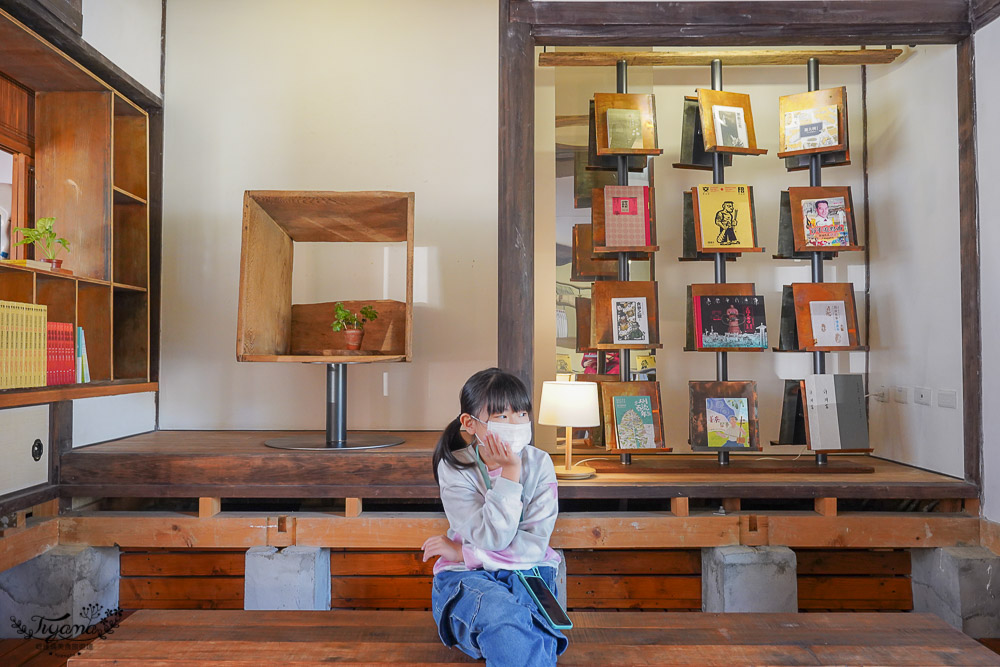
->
xmin=516 ymin=570 xmax=573 ymax=630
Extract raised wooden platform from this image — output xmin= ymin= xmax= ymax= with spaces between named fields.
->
xmin=65 ymin=609 xmax=999 ymax=666
xmin=58 ymin=430 xmax=975 ymax=501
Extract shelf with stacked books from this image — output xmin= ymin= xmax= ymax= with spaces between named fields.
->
xmin=236 ymin=191 xmax=414 ymax=365
xmin=0 ymin=28 xmax=154 ymax=407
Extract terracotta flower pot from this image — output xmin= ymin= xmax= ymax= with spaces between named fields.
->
xmin=343 ymin=328 xmax=364 ymax=351
xmin=45 ymin=258 xmax=63 ymax=270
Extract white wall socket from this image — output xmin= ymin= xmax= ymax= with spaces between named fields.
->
xmin=914 ymin=387 xmax=931 ymax=405
xmin=873 ymin=385 xmax=889 ymax=403
xmin=937 ymin=389 xmax=958 ymax=409
xmin=893 ymin=386 xmax=909 ymax=404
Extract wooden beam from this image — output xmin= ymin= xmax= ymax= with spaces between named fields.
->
xmin=0 ymin=518 xmax=58 ymax=572
xmin=767 ymin=515 xmax=980 ymax=548
xmin=722 ymin=498 xmax=741 ymax=513
xmin=539 ymin=49 xmax=903 ymax=68
xmin=973 ymin=0 xmax=1000 ymax=30
xmin=552 ymin=513 xmax=738 ymax=548
xmin=815 ymin=497 xmax=838 ymax=517
xmin=670 ymin=497 xmax=689 ymax=517
xmin=498 ymin=0 xmax=534 ymax=387
xmin=740 ymin=515 xmax=769 ymax=546
xmin=982 ymin=518 xmax=1000 ymax=556
xmin=345 ymin=498 xmax=362 ymax=518
xmin=0 ymin=483 xmax=59 ymax=517
xmin=511 ymin=1 xmax=971 ymax=45
xmin=0 ymin=380 xmax=158 ymax=409
xmin=198 ymin=497 xmax=221 ymax=518
xmin=956 ymin=35 xmax=983 ymax=493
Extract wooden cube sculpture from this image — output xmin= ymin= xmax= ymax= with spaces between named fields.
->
xmin=237 ymin=191 xmax=413 ymax=364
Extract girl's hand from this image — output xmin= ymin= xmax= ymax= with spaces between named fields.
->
xmin=421 ymin=535 xmax=463 ymax=563
xmin=479 ymin=432 xmax=521 ymax=469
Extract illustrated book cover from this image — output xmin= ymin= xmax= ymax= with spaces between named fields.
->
xmin=603 ymin=185 xmax=651 ymax=248
xmin=778 ymin=87 xmax=848 ymax=158
xmin=791 ymin=283 xmax=860 ymax=350
xmin=688 ymin=380 xmax=760 ymax=451
xmin=611 ymin=296 xmax=650 ymax=345
xmin=685 ymin=283 xmax=755 ymax=350
xmin=789 ymin=186 xmax=859 ymax=251
xmin=600 ymin=381 xmax=666 ymax=451
xmin=692 ymin=184 xmax=759 ymax=252
xmin=694 ymin=294 xmax=767 ymax=350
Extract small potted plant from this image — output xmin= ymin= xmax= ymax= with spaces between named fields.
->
xmin=14 ymin=217 xmax=70 ymax=270
xmin=330 ymin=302 xmax=378 ymax=350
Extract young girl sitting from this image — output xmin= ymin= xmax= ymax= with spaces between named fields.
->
xmin=422 ymin=368 xmax=568 ymax=666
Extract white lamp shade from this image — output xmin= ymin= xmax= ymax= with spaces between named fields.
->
xmin=538 ymin=381 xmax=601 ymax=427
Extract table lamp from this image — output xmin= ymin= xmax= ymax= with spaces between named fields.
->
xmin=539 ymin=380 xmax=600 ymax=479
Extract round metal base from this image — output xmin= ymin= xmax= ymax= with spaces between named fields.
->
xmin=264 ymin=434 xmax=405 ymax=451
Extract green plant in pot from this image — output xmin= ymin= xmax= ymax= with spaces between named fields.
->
xmin=14 ymin=217 xmax=70 ymax=270
xmin=330 ymin=302 xmax=378 ymax=351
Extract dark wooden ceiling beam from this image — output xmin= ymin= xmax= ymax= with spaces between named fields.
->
xmin=511 ymin=1 xmax=972 ymax=45
xmin=973 ymin=0 xmax=1000 ymax=29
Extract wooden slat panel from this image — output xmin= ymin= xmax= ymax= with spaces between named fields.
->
xmin=0 ymin=517 xmax=58 ymax=572
xmin=0 ymin=72 xmax=33 ymax=154
xmin=120 ymin=552 xmax=245 ymax=577
xmin=567 ymin=549 xmax=701 ymax=575
xmin=768 ymin=515 xmax=980 ymax=548
xmin=796 ymin=549 xmax=910 ymax=576
xmin=331 ymin=576 xmax=430 ymax=602
xmin=330 ymin=550 xmax=432 ymax=576
xmin=798 ymin=576 xmax=912 ymax=609
xmin=120 ymin=577 xmax=244 ymax=607
xmin=568 ymin=575 xmax=701 ymax=609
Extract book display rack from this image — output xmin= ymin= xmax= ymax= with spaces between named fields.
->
xmin=552 ymin=49 xmax=893 ymax=474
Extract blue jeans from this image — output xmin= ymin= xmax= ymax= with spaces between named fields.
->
xmin=432 ymin=567 xmax=569 ymax=666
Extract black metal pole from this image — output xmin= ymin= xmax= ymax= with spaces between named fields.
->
xmin=711 ymin=58 xmax=729 ymax=466
xmin=807 ymin=57 xmax=828 ymax=466
xmin=616 ymin=58 xmax=632 ymax=467
xmin=327 ymin=362 xmax=347 ymax=447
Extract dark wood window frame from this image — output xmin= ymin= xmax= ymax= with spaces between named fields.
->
xmin=498 ymin=0 xmax=986 ymax=490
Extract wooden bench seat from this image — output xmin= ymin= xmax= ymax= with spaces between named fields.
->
xmin=65 ymin=609 xmax=999 ymax=666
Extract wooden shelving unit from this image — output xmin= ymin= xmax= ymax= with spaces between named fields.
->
xmin=237 ymin=191 xmax=413 ymax=364
xmin=0 ymin=13 xmax=154 ymax=407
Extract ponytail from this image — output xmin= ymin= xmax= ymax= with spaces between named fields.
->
xmin=433 ymin=417 xmax=475 ymax=483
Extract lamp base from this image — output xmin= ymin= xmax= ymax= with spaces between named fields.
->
xmin=554 ymin=463 xmax=596 ymax=480
xmin=264 ymin=433 xmax=405 ymax=450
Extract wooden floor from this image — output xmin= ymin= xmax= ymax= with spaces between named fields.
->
xmin=58 ymin=430 xmax=975 ymax=500
xmin=62 ymin=609 xmax=1000 ymax=666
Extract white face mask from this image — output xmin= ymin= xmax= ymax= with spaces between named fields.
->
xmin=472 ymin=416 xmax=533 ymax=454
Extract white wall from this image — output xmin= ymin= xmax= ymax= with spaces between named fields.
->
xmin=159 ymin=0 xmax=499 ymax=430
xmin=865 ymin=47 xmax=964 ymax=478
xmin=0 ymin=406 xmax=49 ymax=495
xmin=73 ymin=392 xmax=156 ymax=447
xmin=977 ymin=21 xmax=1000 ymax=520
xmin=81 ymin=0 xmax=162 ymax=96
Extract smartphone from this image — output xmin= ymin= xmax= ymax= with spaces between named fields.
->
xmin=519 ymin=574 xmax=573 ymax=630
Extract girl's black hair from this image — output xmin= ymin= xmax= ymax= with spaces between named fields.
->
xmin=433 ymin=367 xmax=532 ymax=482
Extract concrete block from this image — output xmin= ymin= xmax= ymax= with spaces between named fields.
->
xmin=555 ymin=549 xmax=567 ymax=610
xmin=702 ymin=546 xmax=797 ymax=613
xmin=244 ymin=546 xmax=331 ymax=610
xmin=0 ymin=545 xmax=120 ymax=639
xmin=912 ymin=547 xmax=1000 ymax=638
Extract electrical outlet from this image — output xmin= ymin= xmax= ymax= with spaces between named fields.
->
xmin=383 ymin=372 xmax=389 ymax=397
xmin=914 ymin=387 xmax=931 ymax=405
xmin=893 ymin=386 xmax=909 ymax=404
xmin=937 ymin=389 xmax=958 ymax=409
xmin=873 ymin=385 xmax=889 ymax=403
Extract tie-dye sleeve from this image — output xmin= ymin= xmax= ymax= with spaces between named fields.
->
xmin=461 ymin=454 xmax=559 ymax=570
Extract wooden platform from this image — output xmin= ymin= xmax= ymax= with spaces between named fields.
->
xmin=57 ymin=430 xmax=975 ymax=500
xmin=65 ymin=609 xmax=1000 ymax=666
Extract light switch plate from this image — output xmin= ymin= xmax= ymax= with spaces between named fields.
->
xmin=937 ymin=389 xmax=958 ymax=409
xmin=914 ymin=387 xmax=931 ymax=406
xmin=893 ymin=386 xmax=909 ymax=404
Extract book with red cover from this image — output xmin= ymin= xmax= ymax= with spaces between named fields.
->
xmin=603 ymin=185 xmax=650 ymax=247
xmin=46 ymin=322 xmax=74 ymax=386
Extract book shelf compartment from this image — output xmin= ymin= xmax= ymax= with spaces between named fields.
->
xmin=78 ymin=282 xmax=112 ymax=381
xmin=237 ymin=191 xmax=414 ymax=365
xmin=113 ymin=290 xmax=149 ymax=380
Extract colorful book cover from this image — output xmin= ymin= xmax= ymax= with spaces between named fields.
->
xmin=603 ymin=185 xmax=650 ymax=247
xmin=696 ymin=295 xmax=767 ymax=349
xmin=693 ymin=184 xmax=757 ymax=251
xmin=611 ymin=297 xmax=650 ymax=345
xmin=607 ymin=108 xmax=643 ymax=149
xmin=783 ymin=105 xmax=839 ymax=152
xmin=800 ymin=195 xmax=851 ymax=247
xmin=705 ymin=397 xmax=750 ymax=448
xmin=613 ymin=394 xmax=656 ymax=449
xmin=808 ymin=300 xmax=849 ymax=347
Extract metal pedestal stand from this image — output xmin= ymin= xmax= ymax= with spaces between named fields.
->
xmin=265 ymin=363 xmax=405 ymax=450
xmin=710 ymin=58 xmax=731 ymax=468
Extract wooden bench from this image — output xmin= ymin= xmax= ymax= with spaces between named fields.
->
xmin=65 ymin=609 xmax=999 ymax=665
